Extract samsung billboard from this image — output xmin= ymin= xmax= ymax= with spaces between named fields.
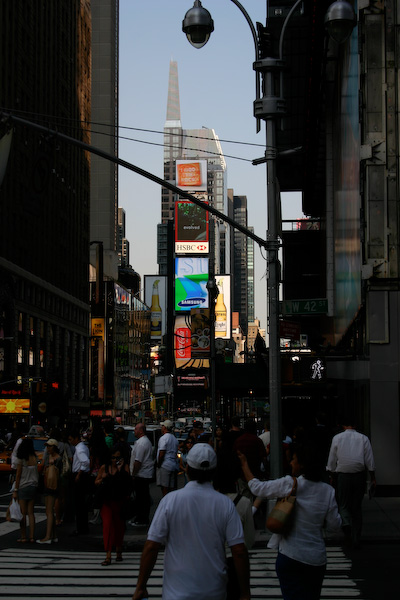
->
xmin=175 ymin=257 xmax=209 ymax=312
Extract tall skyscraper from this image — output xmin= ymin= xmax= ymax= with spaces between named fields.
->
xmin=90 ymin=0 xmax=119 ymax=279
xmin=229 ymin=192 xmax=252 ymax=335
xmin=117 ymin=207 xmax=130 ymax=267
xmin=159 ymin=60 xmax=228 ymax=275
xmin=247 ymin=226 xmax=255 ymax=324
xmin=0 ymin=1 xmax=92 ymax=420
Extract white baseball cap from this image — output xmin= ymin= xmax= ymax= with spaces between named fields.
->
xmin=186 ymin=443 xmax=217 ymax=471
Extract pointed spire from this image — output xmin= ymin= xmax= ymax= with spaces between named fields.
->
xmin=165 ymin=60 xmax=181 ymax=126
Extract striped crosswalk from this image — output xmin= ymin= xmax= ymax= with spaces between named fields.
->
xmin=0 ymin=545 xmax=361 ymax=599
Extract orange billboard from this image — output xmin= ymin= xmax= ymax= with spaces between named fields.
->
xmin=0 ymin=398 xmax=30 ymax=414
xmin=176 ymin=160 xmax=207 ymax=192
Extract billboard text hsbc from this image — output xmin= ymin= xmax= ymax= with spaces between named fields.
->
xmin=175 ymin=242 xmax=209 ymax=254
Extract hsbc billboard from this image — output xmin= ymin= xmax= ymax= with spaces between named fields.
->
xmin=175 ymin=200 xmax=209 ymax=254
xmin=175 ymin=242 xmax=209 ymax=254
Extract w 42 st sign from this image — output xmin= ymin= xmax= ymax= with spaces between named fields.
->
xmin=281 ymin=298 xmax=328 ymax=316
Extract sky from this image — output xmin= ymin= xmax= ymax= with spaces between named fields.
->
xmin=118 ymin=0 xmax=304 ymax=331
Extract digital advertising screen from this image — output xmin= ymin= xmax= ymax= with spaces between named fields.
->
xmin=0 ymin=398 xmax=30 ymax=414
xmin=144 ymin=275 xmax=167 ymax=340
xmin=175 ymin=257 xmax=209 ymax=312
xmin=175 ymin=200 xmax=209 ymax=254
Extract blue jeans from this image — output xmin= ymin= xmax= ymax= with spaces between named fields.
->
xmin=276 ymin=552 xmax=326 ymax=600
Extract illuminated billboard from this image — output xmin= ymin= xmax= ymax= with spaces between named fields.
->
xmin=174 ymin=314 xmax=210 ymax=369
xmin=174 ymin=314 xmax=192 ymax=367
xmin=175 ymin=257 xmax=209 ymax=312
xmin=175 ymin=200 xmax=209 ymax=254
xmin=191 ymin=308 xmax=211 ymax=358
xmin=176 ymin=159 xmax=207 ymax=192
xmin=0 ymin=398 xmax=30 ymax=414
xmin=215 ymin=275 xmax=231 ymax=339
xmin=144 ymin=276 xmax=167 ymax=340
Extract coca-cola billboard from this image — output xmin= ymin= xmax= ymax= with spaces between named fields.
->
xmin=174 ymin=315 xmax=191 ymax=367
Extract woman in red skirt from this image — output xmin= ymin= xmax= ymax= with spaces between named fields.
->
xmin=95 ymin=443 xmax=132 ymax=565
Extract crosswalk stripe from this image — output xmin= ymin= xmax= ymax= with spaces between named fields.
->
xmin=0 ymin=546 xmax=362 ymax=599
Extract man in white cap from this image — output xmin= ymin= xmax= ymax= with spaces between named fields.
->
xmin=156 ymin=419 xmax=179 ymax=497
xmin=132 ymin=443 xmax=250 ymax=600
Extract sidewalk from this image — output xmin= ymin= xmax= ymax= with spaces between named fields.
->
xmin=122 ymin=492 xmax=400 ymax=550
xmin=2 ymin=485 xmax=400 ymax=551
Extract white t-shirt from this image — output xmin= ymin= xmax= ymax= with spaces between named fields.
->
xmin=258 ymin=430 xmax=271 ymax=448
xmin=157 ymin=432 xmax=178 ymax=472
xmin=327 ymin=428 xmax=375 ymax=473
xmin=249 ymin=475 xmax=342 ymax=566
xmin=11 ymin=438 xmax=23 ymax=470
xmin=148 ymin=480 xmax=244 ymax=600
xmin=15 ymin=458 xmax=39 ymax=489
xmin=72 ymin=441 xmax=90 ymax=473
xmin=130 ymin=434 xmax=154 ymax=479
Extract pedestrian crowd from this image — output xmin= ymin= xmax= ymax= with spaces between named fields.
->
xmin=4 ymin=411 xmax=376 ymax=600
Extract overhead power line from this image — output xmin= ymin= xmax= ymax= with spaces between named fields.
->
xmin=0 ymin=107 xmax=266 ymax=163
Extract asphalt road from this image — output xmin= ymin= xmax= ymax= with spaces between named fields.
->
xmin=1 ymin=474 xmax=400 ymax=599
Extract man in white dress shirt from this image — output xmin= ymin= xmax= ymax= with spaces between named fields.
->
xmin=327 ymin=417 xmax=376 ymax=547
xmin=156 ymin=420 xmax=178 ymax=496
xmin=132 ymin=443 xmax=250 ymax=600
xmin=68 ymin=429 xmax=90 ymax=535
xmin=130 ymin=423 xmax=154 ymax=526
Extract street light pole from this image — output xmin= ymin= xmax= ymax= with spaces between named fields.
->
xmin=183 ymin=0 xmax=304 ymax=477
xmin=183 ymin=0 xmax=356 ymax=477
xmin=252 ymin=0 xmax=305 ymax=478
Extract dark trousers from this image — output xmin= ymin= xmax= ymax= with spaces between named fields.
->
xmin=276 ymin=552 xmax=326 ymax=600
xmin=72 ymin=472 xmax=90 ymax=534
xmin=337 ymin=471 xmax=366 ymax=545
xmin=133 ymin=477 xmax=151 ymax=523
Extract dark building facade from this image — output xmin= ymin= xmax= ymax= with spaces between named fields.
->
xmin=0 ymin=1 xmax=91 ymax=425
xmin=270 ymin=1 xmax=400 ymax=492
xmin=229 ymin=191 xmax=251 ymax=336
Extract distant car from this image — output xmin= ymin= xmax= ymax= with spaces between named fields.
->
xmin=115 ymin=425 xmax=136 ymax=447
xmin=0 ymin=435 xmax=48 ymax=475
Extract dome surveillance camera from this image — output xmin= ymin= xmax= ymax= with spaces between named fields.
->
xmin=182 ymin=1 xmax=214 ymax=49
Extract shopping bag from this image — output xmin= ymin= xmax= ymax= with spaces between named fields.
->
xmin=266 ymin=477 xmax=297 ymax=534
xmin=6 ymin=499 xmax=23 ymax=522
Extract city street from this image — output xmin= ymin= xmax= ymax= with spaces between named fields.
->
xmin=1 ymin=475 xmax=400 ymax=599
xmin=0 ymin=543 xmax=367 ymax=599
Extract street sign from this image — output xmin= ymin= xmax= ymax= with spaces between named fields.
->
xmin=279 ymin=320 xmax=301 ymax=340
xmin=281 ymin=298 xmax=328 ymax=315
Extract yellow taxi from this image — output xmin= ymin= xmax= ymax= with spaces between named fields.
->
xmin=0 ymin=436 xmax=48 ymax=474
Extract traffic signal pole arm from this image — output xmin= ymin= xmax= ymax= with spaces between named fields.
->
xmin=0 ymin=111 xmax=268 ymax=252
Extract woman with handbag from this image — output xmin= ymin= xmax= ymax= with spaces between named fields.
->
xmin=94 ymin=442 xmax=132 ymax=566
xmin=238 ymin=442 xmax=342 ymax=600
xmin=37 ymin=439 xmax=62 ymax=544
xmin=12 ymin=438 xmax=39 ymax=543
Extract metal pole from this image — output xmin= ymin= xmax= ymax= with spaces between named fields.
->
xmin=265 ymin=88 xmax=283 ymax=479
xmin=208 ymin=225 xmax=217 ymax=443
